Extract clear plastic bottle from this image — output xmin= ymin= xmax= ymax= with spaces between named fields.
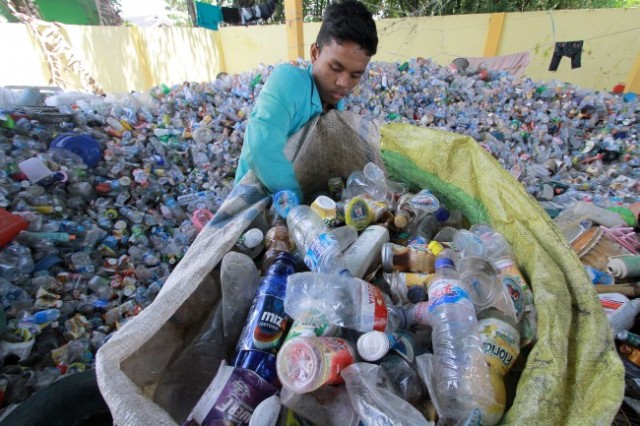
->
xmin=394 ymin=189 xmax=440 ymax=229
xmin=286 ymin=205 xmax=350 ymax=276
xmin=427 ymin=249 xmax=494 ymax=423
xmin=284 ymin=272 xmax=391 ymax=333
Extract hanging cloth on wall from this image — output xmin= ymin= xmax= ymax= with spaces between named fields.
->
xmin=195 ymin=1 xmax=223 ymax=30
xmin=221 ymin=6 xmax=241 ymax=25
xmin=463 ymin=51 xmax=531 ymax=77
xmin=548 ymin=41 xmax=584 ymax=71
xmin=240 ymin=0 xmax=277 ymax=25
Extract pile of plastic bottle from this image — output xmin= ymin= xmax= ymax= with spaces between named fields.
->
xmin=0 ymin=56 xmax=638 ymax=416
xmin=156 ymin=167 xmax=532 ymax=425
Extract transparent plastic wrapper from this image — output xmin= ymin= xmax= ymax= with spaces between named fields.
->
xmin=341 ymin=362 xmax=432 ymax=426
xmin=220 ymin=251 xmax=261 ymax=347
xmin=280 ymin=377 xmax=360 ymax=426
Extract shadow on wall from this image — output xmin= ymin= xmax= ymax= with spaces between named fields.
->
xmin=74 ymin=25 xmax=222 ymax=94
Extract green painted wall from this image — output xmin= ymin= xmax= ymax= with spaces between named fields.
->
xmin=36 ymin=0 xmax=100 ymax=25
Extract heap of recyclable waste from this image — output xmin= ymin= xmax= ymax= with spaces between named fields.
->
xmin=157 ymin=173 xmax=534 ymax=425
xmin=0 ymin=56 xmax=639 ymax=422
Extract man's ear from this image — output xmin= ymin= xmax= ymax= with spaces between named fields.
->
xmin=310 ymin=42 xmax=319 ymax=63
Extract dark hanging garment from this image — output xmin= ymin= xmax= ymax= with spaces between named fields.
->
xmin=548 ymin=41 xmax=584 ymax=71
xmin=221 ymin=6 xmax=241 ymax=25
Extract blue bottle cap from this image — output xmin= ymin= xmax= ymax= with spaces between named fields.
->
xmin=49 ymin=133 xmax=102 ymax=167
xmin=434 ymin=206 xmax=450 ymax=222
xmin=273 ymin=190 xmax=300 ymax=219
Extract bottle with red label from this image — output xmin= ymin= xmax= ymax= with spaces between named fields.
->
xmin=232 ymin=251 xmax=296 ymax=385
xmin=277 ymin=336 xmax=357 ymax=394
xmin=284 ymin=272 xmax=390 ymax=333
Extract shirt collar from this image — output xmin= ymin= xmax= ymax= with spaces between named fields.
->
xmin=307 ymin=65 xmax=345 ymax=111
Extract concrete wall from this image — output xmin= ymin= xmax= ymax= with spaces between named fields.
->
xmin=1 ymin=8 xmax=639 ymax=94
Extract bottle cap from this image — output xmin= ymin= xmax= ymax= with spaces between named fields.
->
xmin=394 ymin=211 xmax=410 ymax=229
xmin=240 ymin=228 xmax=264 ymax=249
xmin=273 ymin=190 xmax=300 ymax=219
xmin=344 ymin=196 xmax=371 ymax=231
xmin=357 ymin=331 xmax=390 ymax=362
xmin=428 ymin=241 xmax=444 ymax=256
xmin=434 ymin=206 xmax=450 ymax=222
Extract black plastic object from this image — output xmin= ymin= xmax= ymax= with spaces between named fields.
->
xmin=0 ymin=369 xmax=111 ymax=426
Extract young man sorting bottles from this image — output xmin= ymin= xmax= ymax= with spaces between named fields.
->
xmin=234 ymin=0 xmax=378 ymax=200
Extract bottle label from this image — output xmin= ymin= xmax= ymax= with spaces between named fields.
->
xmin=478 ymin=317 xmax=520 ymax=375
xmin=498 ymin=274 xmax=524 ymax=319
xmin=361 ymin=284 xmax=388 ymax=332
xmin=428 ymin=278 xmax=473 ymax=313
xmin=238 ymin=294 xmax=289 ymax=354
xmin=314 ymin=338 xmax=357 ymax=386
xmin=191 ymin=365 xmax=277 ymax=426
xmin=408 ymin=190 xmax=439 ymax=212
xmin=285 ymin=309 xmax=337 ymax=342
xmin=304 ymin=233 xmax=339 ymax=272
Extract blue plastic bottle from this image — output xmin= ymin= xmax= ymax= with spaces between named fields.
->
xmin=232 ymin=251 xmax=296 ymax=385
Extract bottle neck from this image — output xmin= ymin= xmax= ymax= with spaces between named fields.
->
xmin=266 ymin=252 xmax=296 ymax=276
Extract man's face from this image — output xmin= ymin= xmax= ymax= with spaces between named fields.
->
xmin=310 ymin=39 xmax=371 ymax=107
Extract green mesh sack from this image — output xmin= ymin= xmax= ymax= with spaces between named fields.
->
xmin=380 ymin=123 xmax=624 ymax=425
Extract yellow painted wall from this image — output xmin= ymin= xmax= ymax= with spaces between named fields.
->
xmin=218 ymin=24 xmax=288 ymax=73
xmin=500 ymin=9 xmax=640 ymax=91
xmin=1 ymin=8 xmax=639 ymax=93
xmin=0 ymin=24 xmax=50 ymax=87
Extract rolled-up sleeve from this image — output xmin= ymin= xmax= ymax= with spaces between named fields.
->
xmin=240 ymin=66 xmax=308 ymax=199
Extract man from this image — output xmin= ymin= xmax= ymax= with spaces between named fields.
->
xmin=234 ymin=0 xmax=378 ymax=200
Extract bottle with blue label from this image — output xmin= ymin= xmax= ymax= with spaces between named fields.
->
xmin=232 ymin=251 xmax=296 ymax=385
xmin=286 ymin=205 xmax=351 ymax=276
xmin=427 ymin=248 xmax=495 ymax=424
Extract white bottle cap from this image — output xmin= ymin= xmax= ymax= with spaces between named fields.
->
xmin=241 ymin=228 xmax=264 ymax=249
xmin=357 ymin=330 xmax=390 ymax=362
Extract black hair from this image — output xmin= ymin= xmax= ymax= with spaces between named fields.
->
xmin=316 ymin=0 xmax=378 ymax=57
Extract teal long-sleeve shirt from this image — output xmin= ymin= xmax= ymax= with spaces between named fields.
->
xmin=234 ymin=64 xmax=344 ymax=198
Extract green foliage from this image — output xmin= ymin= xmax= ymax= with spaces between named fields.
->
xmin=165 ymin=0 xmax=631 ymax=26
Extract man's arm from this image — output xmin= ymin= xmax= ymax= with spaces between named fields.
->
xmin=241 ymin=66 xmax=307 ymax=199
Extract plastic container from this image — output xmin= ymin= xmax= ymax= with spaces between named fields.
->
xmin=49 ymin=133 xmax=102 ymax=167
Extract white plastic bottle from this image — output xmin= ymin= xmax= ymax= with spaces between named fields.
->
xmin=428 ymin=249 xmax=495 ymax=423
xmin=286 ymin=205 xmax=350 ymax=276
xmin=342 ymin=225 xmax=390 ymax=278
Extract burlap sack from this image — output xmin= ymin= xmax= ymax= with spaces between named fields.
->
xmin=96 ymin=111 xmax=383 ymax=425
xmin=285 ymin=109 xmax=383 ymax=202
